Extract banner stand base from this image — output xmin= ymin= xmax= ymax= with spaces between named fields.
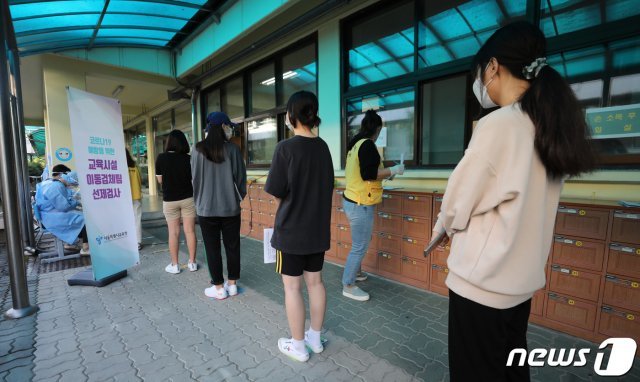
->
xmin=67 ymin=267 xmax=127 ymax=287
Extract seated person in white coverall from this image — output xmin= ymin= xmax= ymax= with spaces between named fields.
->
xmin=35 ymin=165 xmax=90 ymax=255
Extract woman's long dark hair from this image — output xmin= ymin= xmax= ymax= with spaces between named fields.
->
xmin=165 ymin=130 xmax=190 ymax=154
xmin=125 ymin=148 xmax=136 ymax=168
xmin=196 ymin=123 xmax=228 ymax=163
xmin=347 ymin=109 xmax=382 ymax=152
xmin=473 ymin=21 xmax=596 ymax=178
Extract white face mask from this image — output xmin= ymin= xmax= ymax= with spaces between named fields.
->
xmin=285 ymin=115 xmax=295 ymax=132
xmin=223 ymin=125 xmax=232 ymax=140
xmin=472 ymin=64 xmax=498 ymax=109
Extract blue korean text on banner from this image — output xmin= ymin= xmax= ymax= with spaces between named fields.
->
xmin=66 ymin=87 xmax=140 ymax=280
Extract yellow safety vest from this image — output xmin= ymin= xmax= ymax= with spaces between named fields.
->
xmin=128 ymin=166 xmax=142 ymax=200
xmin=344 ymin=139 xmax=383 ymax=205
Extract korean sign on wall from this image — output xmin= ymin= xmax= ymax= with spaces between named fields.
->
xmin=67 ymin=87 xmax=140 ymax=280
xmin=586 ymin=104 xmax=639 ymax=139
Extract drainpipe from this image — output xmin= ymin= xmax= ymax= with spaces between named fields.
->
xmin=8 ymin=51 xmax=36 ymax=251
xmin=191 ymin=86 xmax=200 ymax=144
xmin=0 ymin=1 xmax=38 ymax=319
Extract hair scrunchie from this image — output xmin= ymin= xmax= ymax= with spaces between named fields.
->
xmin=522 ymin=57 xmax=548 ymax=79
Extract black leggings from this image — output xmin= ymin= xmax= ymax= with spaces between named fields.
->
xmin=198 ymin=215 xmax=241 ymax=286
xmin=448 ymin=289 xmax=531 ymax=382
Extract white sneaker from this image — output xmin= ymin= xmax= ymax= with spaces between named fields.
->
xmin=204 ymin=285 xmax=228 ymax=300
xmin=304 ymin=331 xmax=324 ymax=354
xmin=80 ymin=247 xmax=90 ymax=256
xmin=165 ymin=263 xmax=180 ymax=274
xmin=188 ymin=262 xmax=198 ymax=272
xmin=278 ymin=338 xmax=309 ymax=362
xmin=225 ymin=282 xmax=238 ymax=296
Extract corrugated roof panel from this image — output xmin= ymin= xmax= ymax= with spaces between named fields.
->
xmin=10 ymin=1 xmax=104 ymax=19
xmin=101 ymin=14 xmax=185 ymax=31
xmin=107 ymin=1 xmax=197 ymax=19
xmin=8 ymin=0 xmax=212 ymax=53
xmin=14 ymin=14 xmax=100 ymax=34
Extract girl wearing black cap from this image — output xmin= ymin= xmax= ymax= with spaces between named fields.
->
xmin=192 ymin=112 xmax=247 ymax=300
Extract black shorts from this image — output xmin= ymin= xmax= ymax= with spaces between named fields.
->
xmin=275 ymin=251 xmax=324 ymax=276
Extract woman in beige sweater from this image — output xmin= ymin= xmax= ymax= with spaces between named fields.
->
xmin=432 ymin=21 xmax=596 ymax=381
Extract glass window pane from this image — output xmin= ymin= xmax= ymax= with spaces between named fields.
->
xmin=247 ymin=116 xmax=278 ymax=165
xmin=251 ymin=62 xmax=277 ymax=114
xmin=346 ymin=87 xmax=415 ymax=162
xmin=419 ymin=0 xmax=526 ymax=68
xmin=347 ymin=2 xmax=414 ymax=88
xmin=174 ymin=103 xmax=193 ymax=145
xmin=127 ymin=124 xmax=149 ymax=189
xmin=557 ymin=37 xmax=640 ymax=165
xmin=421 ymin=75 xmax=466 ymax=165
xmin=571 ymin=80 xmax=603 ymax=109
xmin=205 ymin=88 xmax=221 ymax=114
xmin=222 ymin=77 xmax=244 ymax=120
xmin=548 ymin=45 xmax=606 ymax=79
xmin=540 ymin=0 xmax=640 ymax=38
xmin=282 ymin=43 xmax=317 ymax=102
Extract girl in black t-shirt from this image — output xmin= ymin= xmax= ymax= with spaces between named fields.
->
xmin=265 ymin=91 xmax=334 ymax=362
xmin=155 ymin=130 xmax=198 ymax=274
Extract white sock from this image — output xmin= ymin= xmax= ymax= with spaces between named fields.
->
xmin=292 ymin=338 xmax=306 ymax=353
xmin=307 ymin=328 xmax=322 ymax=344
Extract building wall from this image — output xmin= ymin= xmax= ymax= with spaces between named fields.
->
xmin=190 ymin=0 xmax=640 ymax=203
xmin=41 ymin=54 xmax=176 ymax=191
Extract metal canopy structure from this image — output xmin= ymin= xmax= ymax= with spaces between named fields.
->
xmin=9 ymin=0 xmax=218 ymax=55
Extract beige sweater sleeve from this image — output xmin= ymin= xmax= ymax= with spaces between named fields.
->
xmin=434 ymin=109 xmax=525 ymax=237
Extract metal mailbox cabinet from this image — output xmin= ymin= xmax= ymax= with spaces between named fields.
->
xmin=244 ymin=183 xmax=640 ymax=346
xmin=378 ymin=252 xmax=402 ymax=276
xmin=378 ymin=192 xmax=402 ymax=214
xmin=607 ymin=243 xmax=640 ymax=280
xmin=549 ymin=265 xmax=601 ymax=302
xmin=603 ymin=275 xmax=640 ymax=312
xmin=402 ymin=216 xmax=431 ymax=241
xmin=611 ymin=211 xmax=640 ymax=245
xmin=401 ymin=257 xmax=429 ymax=287
xmin=599 ymin=306 xmax=640 ymax=345
xmin=554 ymin=206 xmax=609 ymax=240
xmin=552 ymin=236 xmax=605 ymax=272
xmin=402 ymin=194 xmax=432 ymax=218
xmin=376 ymin=212 xmax=403 ymax=236
xmin=402 ymin=237 xmax=428 ymax=260
xmin=429 ymin=264 xmax=449 ymax=297
xmin=545 ymin=293 xmax=597 ymax=331
xmin=531 ymin=290 xmax=545 ymax=316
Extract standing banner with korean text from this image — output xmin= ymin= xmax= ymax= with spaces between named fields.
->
xmin=67 ymin=87 xmax=139 ymax=280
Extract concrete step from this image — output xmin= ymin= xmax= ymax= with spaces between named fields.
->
xmin=142 ymin=211 xmax=164 ymax=222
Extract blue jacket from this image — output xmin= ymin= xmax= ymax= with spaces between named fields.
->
xmin=35 ymin=179 xmax=85 ymax=244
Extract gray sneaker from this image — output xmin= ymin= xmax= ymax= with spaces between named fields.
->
xmin=355 ymin=271 xmax=368 ymax=282
xmin=343 ymin=286 xmax=370 ymax=301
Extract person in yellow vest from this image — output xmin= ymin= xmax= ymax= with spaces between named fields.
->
xmin=126 ymin=149 xmax=143 ymax=250
xmin=342 ymin=110 xmax=404 ymax=301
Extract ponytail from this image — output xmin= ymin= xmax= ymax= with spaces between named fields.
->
xmin=347 ymin=109 xmax=382 ymax=152
xmin=473 ymin=21 xmax=596 ymax=179
xmin=520 ymin=66 xmax=596 ymax=178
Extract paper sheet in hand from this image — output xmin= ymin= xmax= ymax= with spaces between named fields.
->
xmin=263 ymin=228 xmax=277 ymax=264
xmin=424 ymin=231 xmax=446 ymax=257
